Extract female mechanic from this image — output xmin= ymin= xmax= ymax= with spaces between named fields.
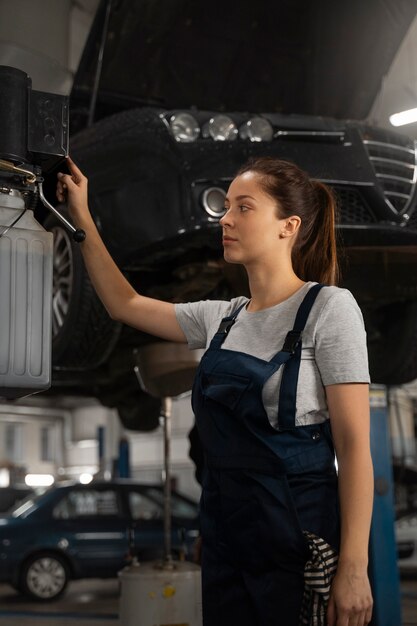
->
xmin=57 ymin=156 xmax=373 ymax=626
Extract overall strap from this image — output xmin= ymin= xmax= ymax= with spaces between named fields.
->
xmin=277 ymin=283 xmax=326 ymax=430
xmin=210 ymin=302 xmax=247 ymax=349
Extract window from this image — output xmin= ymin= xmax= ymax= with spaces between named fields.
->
xmin=4 ymin=423 xmax=23 ymax=463
xmin=40 ymin=426 xmax=55 ymax=462
xmin=128 ymin=491 xmax=162 ymax=521
xmin=53 ymin=489 xmax=120 ymax=519
xmin=142 ymin=487 xmax=198 ymax=519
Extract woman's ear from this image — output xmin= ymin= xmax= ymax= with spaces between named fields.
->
xmin=279 ymin=215 xmax=301 ymax=239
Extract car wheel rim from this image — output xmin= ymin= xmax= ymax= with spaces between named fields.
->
xmin=51 ymin=226 xmax=74 ymax=338
xmin=26 ymin=557 xmax=66 ymax=599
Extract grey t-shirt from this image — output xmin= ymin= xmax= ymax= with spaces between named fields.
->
xmin=175 ymin=282 xmax=370 ymax=428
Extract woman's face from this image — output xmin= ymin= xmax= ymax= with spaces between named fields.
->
xmin=220 ymin=171 xmax=287 ymax=266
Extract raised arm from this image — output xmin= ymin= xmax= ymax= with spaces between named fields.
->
xmin=56 ymin=157 xmax=186 ymax=343
xmin=325 ymin=382 xmax=373 ymax=626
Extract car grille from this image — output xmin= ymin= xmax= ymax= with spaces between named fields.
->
xmin=331 ymin=186 xmax=375 ymax=224
xmin=362 ymin=130 xmax=417 ymax=217
xmin=408 ymin=211 xmax=417 ymax=229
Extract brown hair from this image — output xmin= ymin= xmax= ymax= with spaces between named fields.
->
xmin=237 ymin=157 xmax=339 ymax=285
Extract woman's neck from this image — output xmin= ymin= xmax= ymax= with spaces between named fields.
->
xmin=246 ymin=264 xmax=306 ymax=312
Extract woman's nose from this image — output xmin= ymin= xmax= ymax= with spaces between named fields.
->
xmin=220 ymin=208 xmax=232 ymax=227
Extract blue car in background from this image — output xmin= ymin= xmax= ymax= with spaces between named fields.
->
xmin=0 ymin=480 xmax=199 ymax=601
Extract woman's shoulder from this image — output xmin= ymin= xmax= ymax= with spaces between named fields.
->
xmin=310 ymin=283 xmax=365 ymax=336
xmin=315 ymin=284 xmax=362 ymax=311
xmin=175 ymin=295 xmax=249 ymax=328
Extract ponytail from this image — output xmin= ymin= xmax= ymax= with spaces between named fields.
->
xmin=236 ymin=158 xmax=340 ymax=285
xmin=292 ymin=180 xmax=339 ymax=286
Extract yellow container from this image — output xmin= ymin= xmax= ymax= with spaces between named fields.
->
xmin=119 ymin=560 xmax=202 ymax=626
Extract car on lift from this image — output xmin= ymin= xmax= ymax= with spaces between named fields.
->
xmin=32 ymin=0 xmax=417 ymax=429
xmin=0 ymin=479 xmax=199 ymax=601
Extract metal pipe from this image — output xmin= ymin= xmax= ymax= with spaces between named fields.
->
xmin=37 ymin=181 xmax=86 ymax=242
xmin=162 ymin=397 xmax=173 ymax=566
xmin=0 ymin=158 xmax=36 ymax=184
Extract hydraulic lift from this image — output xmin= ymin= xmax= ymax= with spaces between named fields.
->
xmin=369 ymin=385 xmax=403 ymax=626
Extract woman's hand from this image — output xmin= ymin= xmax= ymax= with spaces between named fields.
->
xmin=56 ymin=156 xmax=89 ymax=222
xmin=327 ymin=562 xmax=373 ymax=626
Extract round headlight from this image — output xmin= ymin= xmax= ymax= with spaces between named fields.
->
xmin=239 ymin=117 xmax=274 ymax=142
xmin=169 ymin=113 xmax=200 ymax=142
xmin=201 ymin=187 xmax=227 ymax=218
xmin=203 ymin=115 xmax=238 ymax=141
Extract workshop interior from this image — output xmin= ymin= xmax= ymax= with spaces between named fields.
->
xmin=1 ymin=1 xmax=417 ymax=624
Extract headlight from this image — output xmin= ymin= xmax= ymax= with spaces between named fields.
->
xmin=201 ymin=187 xmax=227 ymax=218
xmin=203 ymin=115 xmax=238 ymax=141
xmin=169 ymin=113 xmax=200 ymax=142
xmin=239 ymin=117 xmax=273 ymax=142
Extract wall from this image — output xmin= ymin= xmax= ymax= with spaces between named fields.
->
xmin=0 ymin=0 xmax=99 ymax=93
xmin=0 ymin=402 xmax=67 ymax=482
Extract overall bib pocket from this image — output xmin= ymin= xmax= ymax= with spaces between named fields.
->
xmin=200 ymin=372 xmax=251 ymax=410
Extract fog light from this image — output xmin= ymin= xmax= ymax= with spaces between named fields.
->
xmin=169 ymin=113 xmax=200 ymax=142
xmin=203 ymin=115 xmax=238 ymax=141
xmin=239 ymin=117 xmax=273 ymax=142
xmin=201 ymin=187 xmax=227 ymax=218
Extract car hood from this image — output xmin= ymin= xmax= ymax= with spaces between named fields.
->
xmin=72 ymin=0 xmax=417 ymax=121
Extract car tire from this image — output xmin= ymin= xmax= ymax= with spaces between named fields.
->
xmin=45 ymin=209 xmax=121 ymax=369
xmin=20 ymin=552 xmax=70 ymax=601
xmin=366 ymin=300 xmax=417 ymax=385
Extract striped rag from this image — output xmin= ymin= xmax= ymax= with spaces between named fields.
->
xmin=299 ymin=531 xmax=339 ymax=626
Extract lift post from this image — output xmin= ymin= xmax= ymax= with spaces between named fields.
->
xmin=368 ymin=385 xmax=402 ymax=626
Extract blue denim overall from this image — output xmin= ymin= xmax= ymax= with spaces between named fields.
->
xmin=191 ymin=284 xmax=340 ymax=626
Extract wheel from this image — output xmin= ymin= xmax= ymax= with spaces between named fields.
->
xmin=20 ymin=552 xmax=70 ymax=601
xmin=365 ymin=300 xmax=417 ymax=385
xmin=45 ymin=209 xmax=121 ymax=369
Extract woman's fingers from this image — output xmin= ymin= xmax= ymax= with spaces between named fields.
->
xmin=56 ymin=157 xmax=88 ymax=213
xmin=66 ymin=156 xmax=85 ymax=182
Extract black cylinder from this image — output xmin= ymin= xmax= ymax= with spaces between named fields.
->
xmin=0 ymin=66 xmax=30 ymax=163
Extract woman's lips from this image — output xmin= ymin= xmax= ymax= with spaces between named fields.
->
xmin=222 ymin=236 xmax=237 ymax=244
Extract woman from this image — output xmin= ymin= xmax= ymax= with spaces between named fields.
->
xmin=57 ymin=156 xmax=373 ymax=626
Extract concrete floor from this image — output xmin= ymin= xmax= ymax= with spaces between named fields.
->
xmin=0 ymin=577 xmax=416 ymax=625
xmin=0 ymin=579 xmax=119 ymax=626
xmin=402 ymin=579 xmax=417 ymax=626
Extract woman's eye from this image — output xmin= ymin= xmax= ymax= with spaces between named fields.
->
xmin=239 ymin=205 xmax=249 ymax=212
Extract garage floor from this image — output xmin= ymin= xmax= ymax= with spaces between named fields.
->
xmin=0 ymin=579 xmax=119 ymax=626
xmin=0 ymin=578 xmax=417 ymax=625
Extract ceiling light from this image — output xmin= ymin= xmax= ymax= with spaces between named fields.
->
xmin=389 ymin=108 xmax=417 ymax=127
xmin=79 ymin=473 xmax=93 ymax=484
xmin=25 ymin=474 xmax=55 ymax=487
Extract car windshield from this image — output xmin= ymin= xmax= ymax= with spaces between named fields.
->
xmin=8 ymin=488 xmax=47 ymax=518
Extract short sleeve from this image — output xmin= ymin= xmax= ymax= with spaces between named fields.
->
xmin=175 ymin=300 xmax=238 ymax=350
xmin=313 ymin=290 xmax=370 ymax=386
